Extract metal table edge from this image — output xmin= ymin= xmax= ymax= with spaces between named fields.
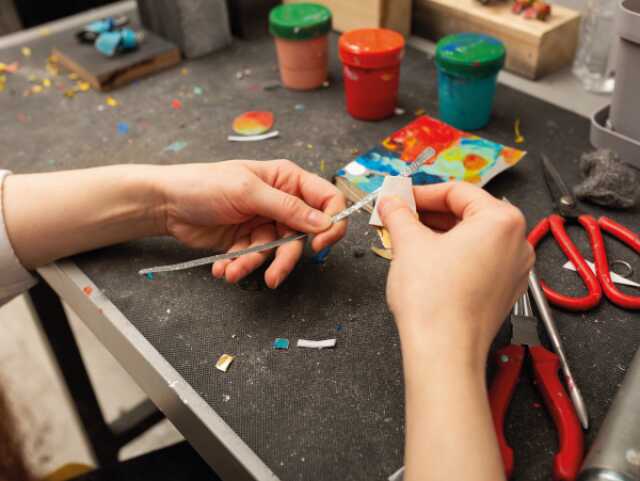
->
xmin=38 ymin=260 xmax=280 ymax=481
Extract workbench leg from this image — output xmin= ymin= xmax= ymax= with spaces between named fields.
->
xmin=28 ymin=280 xmax=164 ymax=466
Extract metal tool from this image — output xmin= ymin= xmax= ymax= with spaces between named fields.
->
xmin=489 ymin=290 xmax=584 ymax=480
xmin=139 ymin=147 xmax=436 ymax=275
xmin=529 ymin=154 xmax=640 ymax=310
xmin=578 ymin=347 xmax=640 ymax=481
xmin=529 ymin=268 xmax=590 ymax=430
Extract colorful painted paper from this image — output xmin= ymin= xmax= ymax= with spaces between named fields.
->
xmin=232 ymin=111 xmax=274 ymax=136
xmin=336 ymin=115 xmax=525 ymax=195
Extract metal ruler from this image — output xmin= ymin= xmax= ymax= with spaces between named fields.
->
xmin=139 ymin=147 xmax=435 ymax=276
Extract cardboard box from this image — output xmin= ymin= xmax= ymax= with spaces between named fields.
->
xmin=414 ymin=0 xmax=581 ymax=79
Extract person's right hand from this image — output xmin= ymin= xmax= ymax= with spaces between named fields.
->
xmin=378 ymin=181 xmax=534 ymax=364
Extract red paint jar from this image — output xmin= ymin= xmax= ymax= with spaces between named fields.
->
xmin=339 ymin=28 xmax=405 ymax=120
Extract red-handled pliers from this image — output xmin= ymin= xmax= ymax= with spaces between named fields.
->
xmin=489 ymin=290 xmax=583 ymax=480
xmin=528 ymin=155 xmax=640 ymax=311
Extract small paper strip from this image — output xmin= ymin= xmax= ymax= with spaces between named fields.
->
xmin=297 ymin=339 xmax=337 ymax=349
xmin=215 ymin=354 xmax=235 ymax=372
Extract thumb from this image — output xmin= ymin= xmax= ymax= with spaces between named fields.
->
xmin=378 ymin=195 xmax=428 ymax=247
xmin=251 ymin=183 xmax=332 ymax=233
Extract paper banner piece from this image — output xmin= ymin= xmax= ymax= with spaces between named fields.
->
xmin=232 ymin=111 xmax=274 ymax=136
xmin=369 ymin=176 xmax=416 ymax=227
xmin=562 ymin=260 xmax=640 ymax=288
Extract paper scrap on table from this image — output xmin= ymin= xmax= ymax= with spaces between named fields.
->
xmin=215 ymin=354 xmax=235 ymax=372
xmin=562 ymin=260 xmax=640 ymax=288
xmin=369 ymin=176 xmax=416 ymax=227
xmin=228 ymin=131 xmax=279 ymax=142
xmin=389 ymin=466 xmax=404 ymax=481
xmin=297 ymin=339 xmax=336 ymax=349
xmin=273 ymin=338 xmax=290 ymax=350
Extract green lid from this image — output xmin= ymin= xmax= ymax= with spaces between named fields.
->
xmin=435 ymin=33 xmax=506 ymax=79
xmin=269 ymin=3 xmax=332 ymax=40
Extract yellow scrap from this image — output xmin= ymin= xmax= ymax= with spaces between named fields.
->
xmin=105 ymin=96 xmax=119 ymax=107
xmin=514 ymin=118 xmax=525 ymax=144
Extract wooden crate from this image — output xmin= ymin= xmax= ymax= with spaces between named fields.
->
xmin=413 ymin=0 xmax=581 ymax=79
xmin=283 ymin=0 xmax=412 ymax=37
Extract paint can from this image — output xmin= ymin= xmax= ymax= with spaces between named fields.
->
xmin=269 ymin=3 xmax=331 ymax=90
xmin=338 ymin=28 xmax=405 ymax=121
xmin=435 ymin=33 xmax=506 ymax=131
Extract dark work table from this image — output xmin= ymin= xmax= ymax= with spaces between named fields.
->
xmin=1 ymin=16 xmax=639 ymax=481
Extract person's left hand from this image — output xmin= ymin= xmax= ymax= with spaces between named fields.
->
xmin=156 ymin=159 xmax=347 ymax=288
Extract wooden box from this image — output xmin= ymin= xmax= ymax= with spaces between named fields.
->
xmin=283 ymin=0 xmax=412 ymax=37
xmin=413 ymin=0 xmax=581 ymax=79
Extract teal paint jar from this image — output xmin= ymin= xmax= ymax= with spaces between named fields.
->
xmin=435 ymin=33 xmax=506 ymax=131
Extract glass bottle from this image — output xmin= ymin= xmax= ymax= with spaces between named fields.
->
xmin=572 ymin=0 xmax=617 ymax=94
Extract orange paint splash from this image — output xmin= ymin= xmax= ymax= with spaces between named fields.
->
xmin=463 ymin=154 xmax=488 ymax=171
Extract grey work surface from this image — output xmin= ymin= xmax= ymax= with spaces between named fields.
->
xmin=2 ymin=30 xmax=640 ymax=481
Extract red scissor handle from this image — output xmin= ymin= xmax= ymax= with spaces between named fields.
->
xmin=528 ymin=214 xmax=602 ymax=311
xmin=489 ymin=344 xmax=525 ymax=479
xmin=529 ymin=346 xmax=584 ymax=481
xmin=592 ymin=216 xmax=640 ymax=310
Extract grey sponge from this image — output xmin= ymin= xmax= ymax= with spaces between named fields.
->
xmin=573 ymin=149 xmax=640 ymax=209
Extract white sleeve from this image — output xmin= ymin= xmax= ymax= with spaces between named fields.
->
xmin=0 ymin=170 xmax=37 ymax=306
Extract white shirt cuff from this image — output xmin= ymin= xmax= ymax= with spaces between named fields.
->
xmin=0 ymin=170 xmax=37 ymax=306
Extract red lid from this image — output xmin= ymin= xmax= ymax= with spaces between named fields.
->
xmin=339 ymin=28 xmax=405 ymax=69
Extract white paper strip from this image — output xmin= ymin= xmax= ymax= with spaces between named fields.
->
xmin=562 ymin=260 xmax=640 ymax=288
xmin=296 ymin=339 xmax=337 ymax=349
xmin=227 ymin=131 xmax=279 ymax=142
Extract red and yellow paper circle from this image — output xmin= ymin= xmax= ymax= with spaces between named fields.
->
xmin=232 ymin=111 xmax=274 ymax=136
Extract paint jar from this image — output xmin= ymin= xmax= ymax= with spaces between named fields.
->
xmin=435 ymin=33 xmax=506 ymax=131
xmin=339 ymin=28 xmax=405 ymax=121
xmin=269 ymin=3 xmax=331 ymax=90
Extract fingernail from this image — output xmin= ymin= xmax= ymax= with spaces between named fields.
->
xmin=307 ymin=209 xmax=331 ymax=229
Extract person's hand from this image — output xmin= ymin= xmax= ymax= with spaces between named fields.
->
xmin=156 ymin=159 xmax=347 ymax=288
xmin=377 ymin=181 xmax=534 ymax=363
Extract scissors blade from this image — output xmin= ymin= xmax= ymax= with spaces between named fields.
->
xmin=540 ymin=155 xmax=577 ymax=212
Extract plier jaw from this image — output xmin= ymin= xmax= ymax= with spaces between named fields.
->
xmin=489 ymin=292 xmax=584 ymax=480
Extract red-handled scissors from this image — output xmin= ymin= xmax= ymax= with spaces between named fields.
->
xmin=528 ymin=155 xmax=640 ymax=311
xmin=489 ymin=291 xmax=583 ymax=481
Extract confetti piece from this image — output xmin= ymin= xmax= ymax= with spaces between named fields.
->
xmin=336 ymin=323 xmax=343 ymax=332
xmin=0 ymin=75 xmax=5 ymax=92
xmin=83 ymin=286 xmax=93 ymax=295
xmin=171 ymin=98 xmax=183 ymax=110
xmin=106 ymin=96 xmax=118 ymax=107
xmin=68 ymin=72 xmax=79 ymax=80
xmin=215 ymin=354 xmax=235 ymax=372
xmin=323 ymin=80 xmax=330 ymax=88
xmin=27 ymin=74 xmax=37 ymax=82
xmin=64 ymin=89 xmax=76 ymax=98
xmin=320 ymin=159 xmax=325 ymax=172
xmin=21 ymin=47 xmax=31 ymax=57
xmin=164 ymin=140 xmax=188 ymax=152
xmin=31 ymin=84 xmax=43 ymax=94
xmin=273 ymin=338 xmax=290 ymax=350
xmin=42 ymin=78 xmax=51 ymax=88
xmin=297 ymin=339 xmax=336 ymax=349
xmin=371 ymin=246 xmax=393 ymax=260
xmin=193 ymin=86 xmax=203 ymax=95
xmin=377 ymin=227 xmax=392 ymax=250
xmin=394 ymin=107 xmax=405 ymax=115
xmin=180 ymin=67 xmax=189 ymax=76
xmin=117 ymin=122 xmax=129 ymax=135
xmin=514 ymin=118 xmax=525 ymax=144
xmin=47 ymin=159 xmax=55 ymax=166
xmin=235 ymin=71 xmax=244 ymax=80
xmin=227 ymin=131 xmax=279 ymax=142
xmin=77 ymin=81 xmax=90 ymax=92
xmin=415 ymin=108 xmax=426 ymax=116
xmin=145 ymin=272 xmax=154 ymax=280
xmin=39 ymin=27 xmax=51 ymax=37
xmin=294 ymin=103 xmax=305 ymax=111
xmin=0 ymin=62 xmax=19 ymax=74
xmin=232 ymin=111 xmax=274 ymax=136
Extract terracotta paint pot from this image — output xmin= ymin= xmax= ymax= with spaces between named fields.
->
xmin=339 ymin=28 xmax=405 ymax=121
xmin=269 ymin=3 xmax=331 ymax=90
